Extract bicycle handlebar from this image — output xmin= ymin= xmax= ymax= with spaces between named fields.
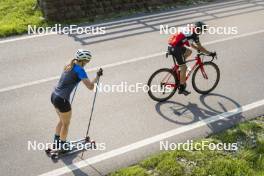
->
xmin=197 ymin=52 xmax=218 ymax=62
xmin=166 ymin=50 xmax=217 ymax=62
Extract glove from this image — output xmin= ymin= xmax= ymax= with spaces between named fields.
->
xmin=209 ymin=52 xmax=216 ymax=57
xmin=97 ymin=68 xmax=103 ymax=77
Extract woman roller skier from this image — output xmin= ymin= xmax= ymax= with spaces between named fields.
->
xmin=50 ymin=49 xmax=103 ymax=153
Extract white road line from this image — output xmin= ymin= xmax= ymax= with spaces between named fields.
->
xmin=0 ymin=33 xmax=54 ymax=44
xmin=204 ymin=29 xmax=264 ymax=45
xmin=0 ymin=52 xmax=163 ymax=93
xmin=1 ymin=29 xmax=264 ymax=94
xmin=38 ymin=98 xmax=264 ymax=176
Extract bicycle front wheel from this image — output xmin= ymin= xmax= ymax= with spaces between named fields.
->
xmin=192 ymin=62 xmax=220 ymax=94
xmin=147 ymin=68 xmax=178 ymax=102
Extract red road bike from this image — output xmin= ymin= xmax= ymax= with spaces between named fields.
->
xmin=147 ymin=51 xmax=220 ymax=102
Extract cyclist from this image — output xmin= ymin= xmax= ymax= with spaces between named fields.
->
xmin=50 ymin=49 xmax=103 ymax=151
xmin=168 ymin=21 xmax=216 ymax=95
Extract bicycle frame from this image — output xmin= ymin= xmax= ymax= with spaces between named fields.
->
xmin=162 ymin=54 xmax=208 ymax=88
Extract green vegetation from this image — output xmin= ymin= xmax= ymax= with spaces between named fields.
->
xmin=0 ymin=0 xmax=48 ymax=37
xmin=0 ymin=0 xmax=213 ymax=38
xmin=110 ymin=116 xmax=264 ymax=176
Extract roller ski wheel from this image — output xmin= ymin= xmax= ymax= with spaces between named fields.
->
xmin=90 ymin=140 xmax=96 ymax=149
xmin=50 ymin=153 xmax=59 ymax=160
xmin=45 ymin=148 xmax=52 ymax=154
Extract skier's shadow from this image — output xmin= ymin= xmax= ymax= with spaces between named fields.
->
xmin=155 ymin=93 xmax=243 ymax=133
xmin=52 ymin=149 xmax=103 ymax=176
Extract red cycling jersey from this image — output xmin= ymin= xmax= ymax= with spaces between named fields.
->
xmin=168 ymin=27 xmax=199 ymax=47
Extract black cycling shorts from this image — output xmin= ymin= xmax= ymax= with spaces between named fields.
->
xmin=168 ymin=46 xmax=187 ymax=65
xmin=51 ymin=93 xmax=71 ymax=113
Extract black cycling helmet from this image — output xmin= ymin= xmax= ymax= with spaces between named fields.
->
xmin=194 ymin=21 xmax=208 ymax=33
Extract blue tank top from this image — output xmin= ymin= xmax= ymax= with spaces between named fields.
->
xmin=53 ymin=64 xmax=88 ymax=101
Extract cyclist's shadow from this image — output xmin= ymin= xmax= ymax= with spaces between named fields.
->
xmin=155 ymin=93 xmax=244 ymax=133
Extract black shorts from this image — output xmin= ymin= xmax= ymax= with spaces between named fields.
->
xmin=51 ymin=93 xmax=71 ymax=113
xmin=168 ymin=46 xmax=187 ymax=65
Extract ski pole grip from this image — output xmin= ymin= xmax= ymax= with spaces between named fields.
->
xmin=97 ymin=68 xmax=103 ymax=77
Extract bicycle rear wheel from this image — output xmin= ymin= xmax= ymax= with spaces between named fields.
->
xmin=192 ymin=62 xmax=220 ymax=94
xmin=147 ymin=68 xmax=178 ymax=102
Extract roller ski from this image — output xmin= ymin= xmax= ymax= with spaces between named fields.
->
xmin=45 ymin=136 xmax=96 ymax=160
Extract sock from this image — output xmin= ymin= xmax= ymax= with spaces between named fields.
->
xmin=60 ymin=140 xmax=66 ymax=144
xmin=52 ymin=134 xmax=60 ymax=149
xmin=179 ymin=84 xmax=186 ymax=91
xmin=53 ymin=134 xmax=60 ymax=142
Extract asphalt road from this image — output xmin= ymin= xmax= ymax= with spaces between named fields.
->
xmin=0 ymin=0 xmax=264 ymax=175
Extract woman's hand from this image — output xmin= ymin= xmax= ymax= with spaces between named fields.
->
xmin=82 ymin=68 xmax=103 ymax=90
xmin=97 ymin=68 xmax=103 ymax=77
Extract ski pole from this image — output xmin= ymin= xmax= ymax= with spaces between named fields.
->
xmin=86 ymin=77 xmax=100 ymax=137
xmin=81 ymin=76 xmax=100 ymax=158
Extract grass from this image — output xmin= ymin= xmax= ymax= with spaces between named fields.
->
xmin=0 ymin=0 xmax=214 ymax=38
xmin=110 ymin=116 xmax=264 ymax=176
xmin=0 ymin=0 xmax=49 ymax=37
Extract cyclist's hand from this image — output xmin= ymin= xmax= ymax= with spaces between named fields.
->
xmin=97 ymin=68 xmax=103 ymax=77
xmin=209 ymin=52 xmax=217 ymax=57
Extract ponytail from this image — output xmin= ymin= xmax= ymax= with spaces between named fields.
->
xmin=64 ymin=59 xmax=77 ymax=71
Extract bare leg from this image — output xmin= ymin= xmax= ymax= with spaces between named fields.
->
xmin=183 ymin=48 xmax=192 ymax=59
xmin=59 ymin=111 xmax=72 ymax=141
xmin=55 ymin=120 xmax=62 ymax=136
xmin=179 ymin=48 xmax=192 ymax=95
xmin=55 ymin=109 xmax=62 ymax=136
xmin=180 ymin=48 xmax=192 ymax=84
xmin=180 ymin=64 xmax=187 ymax=85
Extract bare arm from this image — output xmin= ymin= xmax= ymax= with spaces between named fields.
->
xmin=82 ymin=76 xmax=99 ymax=90
xmin=191 ymin=42 xmax=211 ymax=55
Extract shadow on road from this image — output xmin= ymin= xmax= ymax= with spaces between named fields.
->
xmin=155 ymin=93 xmax=244 ymax=134
xmin=66 ymin=0 xmax=264 ymax=45
xmin=51 ymin=150 xmax=104 ymax=176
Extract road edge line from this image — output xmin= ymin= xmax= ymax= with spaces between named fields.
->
xmin=38 ymin=98 xmax=264 ymax=176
